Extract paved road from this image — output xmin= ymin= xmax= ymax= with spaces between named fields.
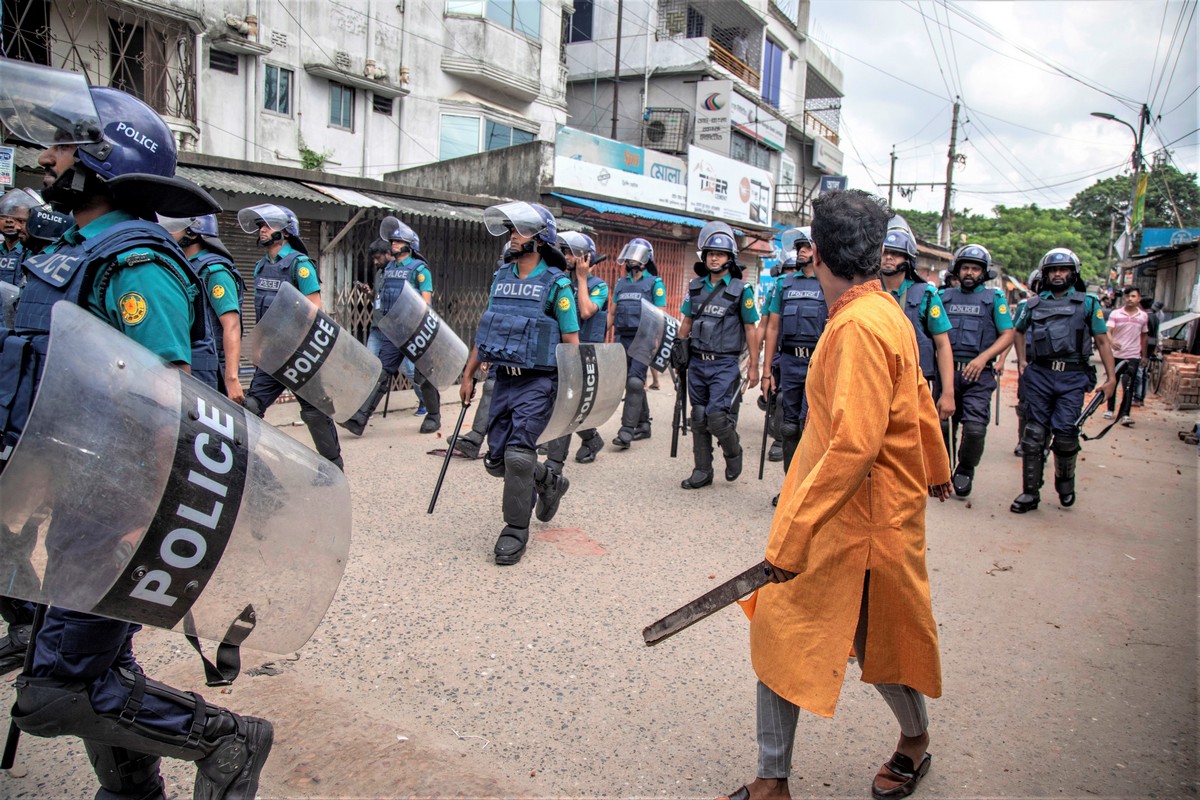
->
xmin=3 ymin=362 xmax=1196 ymax=799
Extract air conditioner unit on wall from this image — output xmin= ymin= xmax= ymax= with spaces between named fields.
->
xmin=642 ymin=108 xmax=689 ymax=154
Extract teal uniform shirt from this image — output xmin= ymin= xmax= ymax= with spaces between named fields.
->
xmin=256 ymin=241 xmax=320 ymax=295
xmin=0 ymin=239 xmax=24 ymax=260
xmin=680 ymin=273 xmax=761 ymax=324
xmin=487 ymin=260 xmax=580 ymax=335
xmin=585 ymin=279 xmax=610 ymax=309
xmin=1014 ymin=288 xmax=1107 ymax=336
xmin=889 ymin=278 xmax=952 ymax=335
xmin=51 ymin=210 xmax=194 ymax=364
xmin=194 ymin=250 xmax=241 ymax=317
xmin=402 ymin=254 xmax=435 ymax=294
xmin=651 ymin=276 xmax=667 ymax=307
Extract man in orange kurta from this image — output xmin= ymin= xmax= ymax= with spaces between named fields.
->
xmin=725 ymin=190 xmax=951 ymax=800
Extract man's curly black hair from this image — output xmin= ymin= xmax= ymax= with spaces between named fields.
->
xmin=811 ymin=189 xmax=891 ymax=281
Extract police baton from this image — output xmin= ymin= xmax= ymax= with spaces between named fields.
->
xmin=993 ymin=378 xmax=1001 ymax=426
xmin=428 ymin=399 xmax=472 ymax=514
xmin=758 ymin=389 xmax=776 ymax=480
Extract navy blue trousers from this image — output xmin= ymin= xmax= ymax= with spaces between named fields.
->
xmin=688 ymin=356 xmax=741 ymax=417
xmin=1023 ymin=362 xmax=1092 ymax=434
xmin=951 ymin=367 xmax=997 ymax=426
xmin=775 ymin=352 xmax=809 ymax=424
xmin=487 ymin=370 xmax=556 ymax=454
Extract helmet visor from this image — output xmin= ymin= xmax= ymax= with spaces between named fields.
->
xmin=0 ymin=61 xmax=102 ymax=147
xmin=887 ymin=214 xmax=912 ymax=235
xmin=156 ymin=215 xmax=195 ymax=234
xmin=696 ymin=220 xmax=736 ymax=250
xmin=0 ymin=188 xmax=42 ymax=217
xmin=379 ymin=216 xmax=417 ymax=244
xmin=237 ymin=203 xmax=291 ymax=234
xmin=483 ymin=201 xmax=546 ymax=238
xmin=618 ymin=242 xmax=653 ymax=266
xmin=780 ymin=227 xmax=811 ymax=253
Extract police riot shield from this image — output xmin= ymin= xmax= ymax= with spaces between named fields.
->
xmin=375 ymin=281 xmax=467 ymax=389
xmin=249 ymin=281 xmax=383 ymax=422
xmin=1 ymin=281 xmax=18 ymax=329
xmin=0 ymin=302 xmax=351 ymax=654
xmin=626 ymin=299 xmax=680 ymax=372
xmin=537 ymin=343 xmax=627 ymax=445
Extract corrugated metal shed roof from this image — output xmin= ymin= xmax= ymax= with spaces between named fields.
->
xmin=175 ymin=165 xmax=338 ymax=205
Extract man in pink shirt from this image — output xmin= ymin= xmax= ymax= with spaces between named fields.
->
xmin=1105 ymin=286 xmax=1148 ymax=425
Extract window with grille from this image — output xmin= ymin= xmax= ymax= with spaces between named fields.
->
xmin=731 ymin=131 xmax=771 ymax=170
xmin=264 ymin=64 xmax=293 ymax=115
xmin=330 ymin=82 xmax=354 ymax=130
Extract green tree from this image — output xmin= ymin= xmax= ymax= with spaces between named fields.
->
xmin=1068 ymin=163 xmax=1200 ymax=254
xmin=957 ymin=205 xmax=1105 ymax=282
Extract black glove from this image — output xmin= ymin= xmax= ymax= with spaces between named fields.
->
xmin=670 ymin=338 xmax=690 ymax=370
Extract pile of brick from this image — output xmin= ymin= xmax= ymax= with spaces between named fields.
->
xmin=1160 ymin=353 xmax=1200 ymax=410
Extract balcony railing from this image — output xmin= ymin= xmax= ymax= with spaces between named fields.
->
xmin=803 ymin=111 xmax=839 ymax=145
xmin=708 ymin=39 xmax=760 ymax=90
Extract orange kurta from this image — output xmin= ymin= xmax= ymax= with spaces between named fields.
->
xmin=750 ymin=281 xmax=950 ymax=718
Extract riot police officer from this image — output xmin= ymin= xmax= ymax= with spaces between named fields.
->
xmin=939 ymin=244 xmax=1014 ymax=496
xmin=1012 ymin=269 xmax=1042 ymax=455
xmin=162 ymin=214 xmax=246 ymax=403
xmin=239 ymin=203 xmax=344 ymax=469
xmin=675 ymin=223 xmax=761 ymax=489
xmin=761 ymin=226 xmax=824 ymax=490
xmin=0 ymin=188 xmax=39 ymax=286
xmin=0 ymin=61 xmax=272 ymax=800
xmin=1011 ymin=248 xmax=1116 ymax=512
xmin=342 ymin=217 xmax=441 ymax=435
xmin=879 ymin=228 xmax=956 ymax=421
xmin=543 ymin=231 xmax=609 ymax=470
xmin=608 ymin=237 xmax=666 ymax=450
xmin=459 ymin=202 xmax=577 ymax=565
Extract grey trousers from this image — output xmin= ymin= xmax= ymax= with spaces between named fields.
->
xmin=756 ymin=573 xmax=929 ymax=780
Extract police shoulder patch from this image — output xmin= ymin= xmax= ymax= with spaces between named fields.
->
xmin=590 ymin=286 xmax=602 ymax=296
xmin=1096 ymin=309 xmax=1104 ymax=319
xmin=212 ymin=284 xmax=226 ymax=300
xmin=558 ymin=296 xmax=571 ymax=311
xmin=930 ymin=305 xmax=942 ymax=319
xmin=417 ymin=272 xmax=426 ymax=283
xmin=998 ymin=303 xmax=1007 ymax=315
xmin=655 ymin=286 xmax=664 ymax=296
xmin=744 ymin=297 xmax=754 ymax=309
xmin=120 ymin=292 xmax=148 ymax=325
xmin=297 ymin=266 xmax=311 ymax=279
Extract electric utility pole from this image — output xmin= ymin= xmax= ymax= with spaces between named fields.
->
xmin=939 ymin=98 xmax=960 ymax=249
xmin=888 ymin=145 xmax=897 ymax=208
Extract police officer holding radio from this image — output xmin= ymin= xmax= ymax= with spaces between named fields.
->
xmin=1011 ymin=248 xmax=1116 ymax=513
xmin=939 ymin=244 xmax=1014 ymax=496
xmin=761 ymin=226 xmax=824 ymax=486
xmin=238 ymin=202 xmax=344 ymax=469
xmin=0 ymin=61 xmax=272 ymax=800
xmin=608 ymin=237 xmax=666 ymax=450
xmin=0 ymin=189 xmax=39 ymax=286
xmin=458 ymin=202 xmax=577 ymax=565
xmin=675 ymin=222 xmax=761 ymax=489
xmin=879 ymin=227 xmax=956 ymax=421
xmin=543 ymin=230 xmax=609 ymax=471
xmin=161 ymin=214 xmax=246 ymax=403
xmin=342 ymin=216 xmax=441 ymax=436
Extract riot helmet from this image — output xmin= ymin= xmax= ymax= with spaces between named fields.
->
xmin=160 ymin=213 xmax=232 ymax=260
xmin=483 ymin=201 xmax=564 ymax=268
xmin=779 ymin=254 xmax=799 ymax=273
xmin=379 ymin=216 xmax=423 ymax=260
xmin=780 ymin=226 xmax=814 ymax=268
xmin=696 ymin=221 xmax=742 ymax=278
xmin=0 ymin=61 xmax=218 ymax=219
xmin=880 ymin=228 xmax=919 ymax=277
xmin=0 ymin=188 xmax=40 ymax=239
xmin=887 ymin=214 xmax=913 ymax=234
xmin=618 ymin=238 xmax=654 ymax=273
xmin=22 ymin=205 xmax=73 ymax=251
xmin=558 ymin=231 xmax=597 ymax=267
xmin=951 ymin=243 xmax=995 ymax=290
xmin=238 ymin=203 xmax=305 ymax=252
xmin=1027 ymin=268 xmax=1042 ymax=295
xmin=1039 ymin=248 xmax=1081 ymax=292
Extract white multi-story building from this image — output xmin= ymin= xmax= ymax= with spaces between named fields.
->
xmin=3 ymin=0 xmax=573 ymax=179
xmin=562 ymin=0 xmax=844 ymax=223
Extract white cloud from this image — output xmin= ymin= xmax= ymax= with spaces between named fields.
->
xmin=811 ymin=0 xmax=1199 ymax=216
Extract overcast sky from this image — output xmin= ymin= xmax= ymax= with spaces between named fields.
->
xmin=808 ymin=0 xmax=1199 ymax=217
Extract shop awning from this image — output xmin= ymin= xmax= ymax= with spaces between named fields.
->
xmin=1161 ymin=311 xmax=1200 ymax=333
xmin=552 ymin=192 xmax=709 ymax=229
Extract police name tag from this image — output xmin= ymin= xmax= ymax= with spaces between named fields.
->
xmin=275 ymin=309 xmax=339 ymax=392
xmin=92 ymin=381 xmax=248 ymax=628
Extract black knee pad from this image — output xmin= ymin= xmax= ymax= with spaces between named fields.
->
xmin=483 ymin=454 xmax=505 ymax=478
xmin=1021 ymin=421 xmax=1048 ymax=455
xmin=243 ymin=396 xmax=264 ymax=418
xmin=690 ymin=407 xmax=708 ymax=433
xmin=626 ymin=375 xmax=645 ymax=393
xmin=707 ymin=409 xmax=734 ymax=438
xmin=779 ymin=419 xmax=801 ymax=440
xmin=1050 ymin=432 xmax=1081 ymax=456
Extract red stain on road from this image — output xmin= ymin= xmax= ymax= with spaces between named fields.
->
xmin=534 ymin=527 xmax=608 ymax=556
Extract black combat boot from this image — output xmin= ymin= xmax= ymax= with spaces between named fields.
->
xmin=1054 ymin=450 xmax=1078 ymax=507
xmin=1010 ymin=449 xmax=1044 ymax=513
